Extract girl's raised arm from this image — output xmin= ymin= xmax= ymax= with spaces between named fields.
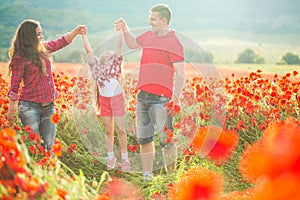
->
xmin=115 ymin=32 xmax=122 ymax=55
xmin=82 ymin=34 xmax=94 ymax=60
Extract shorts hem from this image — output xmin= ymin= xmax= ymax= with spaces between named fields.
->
xmin=137 ymin=137 xmax=154 ymax=145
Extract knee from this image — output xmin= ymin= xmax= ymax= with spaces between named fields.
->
xmin=105 ymin=129 xmax=114 ymax=135
xmin=115 ymin=126 xmax=125 ymax=135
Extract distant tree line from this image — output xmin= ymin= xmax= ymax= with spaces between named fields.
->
xmin=235 ymin=49 xmax=300 ymax=65
xmin=1 ymin=47 xmax=300 ymax=65
xmin=281 ymin=52 xmax=300 ymax=65
xmin=235 ymin=49 xmax=265 ymax=64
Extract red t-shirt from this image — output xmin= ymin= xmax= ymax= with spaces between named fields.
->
xmin=136 ymin=30 xmax=184 ymax=98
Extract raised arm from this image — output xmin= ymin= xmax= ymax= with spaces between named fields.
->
xmin=115 ymin=32 xmax=123 ymax=55
xmin=114 ymin=18 xmax=141 ymax=50
xmin=82 ymin=33 xmax=94 ymax=60
xmin=44 ymin=25 xmax=87 ymax=53
xmin=67 ymin=25 xmax=87 ymax=43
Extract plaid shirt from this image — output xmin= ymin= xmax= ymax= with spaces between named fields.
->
xmin=8 ymin=34 xmax=72 ymax=102
xmin=88 ymin=53 xmax=123 ymax=88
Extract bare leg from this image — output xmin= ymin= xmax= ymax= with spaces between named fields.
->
xmin=102 ymin=116 xmax=114 ymax=152
xmin=140 ymin=141 xmax=155 ymax=172
xmin=115 ymin=116 xmax=127 ymax=153
xmin=151 ymin=104 xmax=177 ymax=174
xmin=163 ymin=144 xmax=178 ymax=174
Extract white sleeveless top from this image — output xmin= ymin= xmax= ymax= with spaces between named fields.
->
xmin=100 ymin=78 xmax=122 ymax=97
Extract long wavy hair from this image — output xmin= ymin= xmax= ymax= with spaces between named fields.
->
xmin=8 ymin=19 xmax=49 ymax=75
xmin=92 ymin=79 xmax=101 ymax=115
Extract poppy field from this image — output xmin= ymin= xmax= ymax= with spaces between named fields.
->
xmin=0 ymin=62 xmax=300 ymax=199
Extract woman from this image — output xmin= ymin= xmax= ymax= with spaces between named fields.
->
xmin=7 ymin=19 xmax=86 ymax=151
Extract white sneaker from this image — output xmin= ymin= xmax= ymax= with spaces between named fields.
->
xmin=107 ymin=156 xmax=117 ymax=170
xmin=121 ymin=159 xmax=131 ymax=172
xmin=143 ymin=173 xmax=153 ymax=181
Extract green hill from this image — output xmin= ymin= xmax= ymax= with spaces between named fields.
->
xmin=1 ymin=0 xmax=299 ymax=63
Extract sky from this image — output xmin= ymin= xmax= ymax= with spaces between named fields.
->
xmin=106 ymin=0 xmax=299 ymax=34
xmin=1 ymin=0 xmax=299 ymax=63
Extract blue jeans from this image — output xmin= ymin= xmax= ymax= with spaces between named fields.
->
xmin=18 ymin=101 xmax=56 ymax=150
xmin=136 ymin=91 xmax=173 ymax=147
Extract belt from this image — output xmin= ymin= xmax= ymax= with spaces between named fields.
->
xmin=41 ymin=102 xmax=52 ymax=107
xmin=22 ymin=100 xmax=53 ymax=107
xmin=139 ymin=90 xmax=165 ymax=97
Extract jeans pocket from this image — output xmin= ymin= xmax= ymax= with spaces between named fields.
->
xmin=18 ymin=101 xmax=30 ymax=112
xmin=158 ymin=96 xmax=170 ymax=102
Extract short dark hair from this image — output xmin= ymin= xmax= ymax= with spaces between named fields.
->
xmin=150 ymin=4 xmax=172 ymax=25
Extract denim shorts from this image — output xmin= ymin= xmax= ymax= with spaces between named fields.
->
xmin=18 ymin=100 xmax=56 ymax=150
xmin=136 ymin=91 xmax=173 ymax=147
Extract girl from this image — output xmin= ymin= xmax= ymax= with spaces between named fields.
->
xmin=7 ymin=19 xmax=86 ymax=151
xmin=82 ymin=30 xmax=130 ymax=172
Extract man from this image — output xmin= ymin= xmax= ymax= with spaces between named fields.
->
xmin=115 ymin=4 xmax=185 ymax=181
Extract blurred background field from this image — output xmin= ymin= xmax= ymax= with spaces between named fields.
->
xmin=0 ymin=0 xmax=300 ymax=65
xmin=1 ymin=62 xmax=298 ymax=83
xmin=1 ymin=1 xmax=300 ymax=199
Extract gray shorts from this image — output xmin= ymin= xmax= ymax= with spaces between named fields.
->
xmin=136 ymin=91 xmax=173 ymax=147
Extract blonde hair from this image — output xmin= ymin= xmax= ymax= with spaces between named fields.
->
xmin=93 ymin=79 xmax=101 ymax=114
xmin=92 ymin=51 xmax=124 ymax=114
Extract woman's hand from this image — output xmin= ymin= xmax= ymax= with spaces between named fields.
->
xmin=7 ymin=108 xmax=16 ymax=126
xmin=75 ymin=25 xmax=88 ymax=35
xmin=68 ymin=25 xmax=88 ymax=42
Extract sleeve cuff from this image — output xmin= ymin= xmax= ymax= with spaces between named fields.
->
xmin=63 ymin=33 xmax=72 ymax=44
xmin=117 ymin=54 xmax=124 ymax=63
xmin=8 ymin=90 xmax=19 ymax=101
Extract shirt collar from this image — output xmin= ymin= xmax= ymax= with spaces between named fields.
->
xmin=151 ymin=29 xmax=176 ymax=37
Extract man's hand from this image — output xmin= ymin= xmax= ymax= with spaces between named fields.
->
xmin=114 ymin=18 xmax=128 ymax=32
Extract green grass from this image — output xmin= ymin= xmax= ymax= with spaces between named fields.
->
xmin=216 ymin=64 xmax=300 ymax=75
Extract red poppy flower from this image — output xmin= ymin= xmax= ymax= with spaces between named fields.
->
xmin=50 ymin=113 xmax=60 ymax=124
xmin=167 ymin=167 xmax=223 ymax=200
xmin=56 ymin=188 xmax=70 ymax=200
xmin=253 ymin=173 xmax=300 ymax=200
xmin=292 ymin=70 xmax=298 ymax=76
xmin=67 ymin=144 xmax=78 ymax=155
xmin=95 ymin=191 xmax=112 ymax=200
xmin=105 ymin=178 xmax=142 ymax=199
xmin=191 ymin=126 xmax=239 ymax=165
xmin=29 ymin=146 xmax=37 ymax=155
xmin=239 ymin=118 xmax=300 ymax=182
xmin=0 ymin=128 xmax=29 ymax=174
xmin=61 ymin=104 xmax=68 ymax=110
xmin=51 ymin=139 xmax=63 ymax=157
xmin=13 ymin=125 xmax=21 ymax=131
xmin=128 ymin=145 xmax=139 ymax=153
xmin=24 ymin=125 xmax=34 ymax=133
xmin=14 ymin=174 xmax=41 ymax=193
